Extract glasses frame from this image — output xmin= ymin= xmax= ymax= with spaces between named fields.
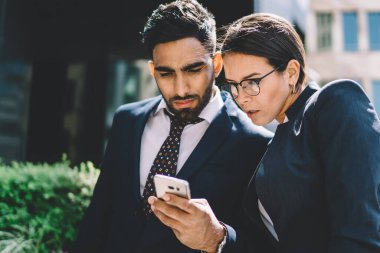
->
xmin=222 ymin=63 xmax=285 ymax=98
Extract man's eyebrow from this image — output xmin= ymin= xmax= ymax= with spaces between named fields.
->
xmin=154 ymin=61 xmax=206 ymax=72
xmin=181 ymin=61 xmax=206 ymax=71
xmin=154 ymin=66 xmax=174 ymax=72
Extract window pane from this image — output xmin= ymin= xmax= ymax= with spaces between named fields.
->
xmin=343 ymin=12 xmax=358 ymax=51
xmin=373 ymin=80 xmax=380 ymax=116
xmin=317 ymin=13 xmax=333 ymax=51
xmin=368 ymin=13 xmax=380 ymax=51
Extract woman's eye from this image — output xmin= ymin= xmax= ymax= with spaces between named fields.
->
xmin=245 ymin=79 xmax=258 ymax=86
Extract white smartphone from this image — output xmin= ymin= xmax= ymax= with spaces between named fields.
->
xmin=153 ymin=174 xmax=191 ymax=199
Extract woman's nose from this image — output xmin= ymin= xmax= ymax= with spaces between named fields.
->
xmin=234 ymin=88 xmax=250 ymax=109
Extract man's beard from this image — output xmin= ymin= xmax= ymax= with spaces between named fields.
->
xmin=165 ymin=83 xmax=213 ymax=122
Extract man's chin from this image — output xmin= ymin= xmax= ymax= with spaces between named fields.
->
xmin=172 ymin=104 xmax=196 ymax=112
xmin=172 ymin=108 xmax=199 ymax=122
xmin=166 ymin=93 xmax=209 ymax=122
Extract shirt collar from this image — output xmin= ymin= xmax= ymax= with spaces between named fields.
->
xmin=154 ymin=85 xmax=224 ymax=124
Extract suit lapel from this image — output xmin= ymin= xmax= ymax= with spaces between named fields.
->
xmin=177 ymin=93 xmax=236 ymax=180
xmin=243 ymin=159 xmax=279 ymax=247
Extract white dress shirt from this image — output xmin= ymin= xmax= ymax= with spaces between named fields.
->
xmin=139 ymin=86 xmax=224 ymax=195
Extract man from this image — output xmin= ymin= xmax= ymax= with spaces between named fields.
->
xmin=71 ymin=0 xmax=273 ymax=252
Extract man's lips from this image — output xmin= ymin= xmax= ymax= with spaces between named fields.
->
xmin=173 ymin=98 xmax=195 ymax=108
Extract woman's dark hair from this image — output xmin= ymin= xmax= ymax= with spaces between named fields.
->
xmin=141 ymin=0 xmax=216 ymax=59
xmin=219 ymin=13 xmax=306 ymax=89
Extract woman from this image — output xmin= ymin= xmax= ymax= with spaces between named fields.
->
xmin=218 ymin=13 xmax=380 ymax=252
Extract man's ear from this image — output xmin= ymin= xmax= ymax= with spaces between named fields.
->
xmin=148 ymin=60 xmax=155 ymax=77
xmin=212 ymin=52 xmax=223 ymax=77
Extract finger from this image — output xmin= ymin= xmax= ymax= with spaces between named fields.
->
xmin=152 ymin=197 xmax=189 ymax=220
xmin=189 ymin=198 xmax=208 ymax=206
xmin=172 ymin=227 xmax=181 ymax=238
xmin=152 ymin=206 xmax=182 ymax=231
xmin=148 ymin=196 xmax=158 ymax=205
xmin=163 ymin=194 xmax=197 ymax=214
xmin=171 ymin=227 xmax=184 ymax=244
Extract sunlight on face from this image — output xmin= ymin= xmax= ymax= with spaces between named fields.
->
xmin=223 ymin=53 xmax=289 ymax=125
xmin=149 ymin=38 xmax=216 ymax=122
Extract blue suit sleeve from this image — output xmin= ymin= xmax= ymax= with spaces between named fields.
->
xmin=315 ymin=80 xmax=380 ymax=252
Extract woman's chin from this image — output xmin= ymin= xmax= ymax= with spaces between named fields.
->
xmin=251 ymin=118 xmax=267 ymax=126
xmin=251 ymin=116 xmax=273 ymax=126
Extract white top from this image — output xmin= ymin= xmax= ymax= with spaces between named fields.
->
xmin=139 ymin=86 xmax=224 ymax=195
xmin=258 ymin=199 xmax=279 ymax=241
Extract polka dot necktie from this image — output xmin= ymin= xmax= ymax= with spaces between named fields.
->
xmin=141 ymin=110 xmax=204 ymax=216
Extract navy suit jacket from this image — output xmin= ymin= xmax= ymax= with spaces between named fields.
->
xmin=71 ymin=91 xmax=274 ymax=253
xmin=223 ymin=80 xmax=380 ymax=253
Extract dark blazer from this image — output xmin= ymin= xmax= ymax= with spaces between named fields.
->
xmin=71 ymin=91 xmax=274 ymax=253
xmin=224 ymin=80 xmax=380 ymax=253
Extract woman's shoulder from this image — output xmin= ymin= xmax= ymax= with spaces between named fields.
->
xmin=318 ymin=79 xmax=366 ymax=99
xmin=307 ymin=79 xmax=369 ymax=110
xmin=298 ymin=79 xmax=373 ymax=124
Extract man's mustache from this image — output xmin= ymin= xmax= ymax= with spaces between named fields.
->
xmin=170 ymin=95 xmax=198 ymax=102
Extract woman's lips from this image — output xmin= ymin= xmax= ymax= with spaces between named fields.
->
xmin=246 ymin=110 xmax=259 ymax=118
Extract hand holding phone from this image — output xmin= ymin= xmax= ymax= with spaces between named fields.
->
xmin=153 ymin=174 xmax=191 ymax=199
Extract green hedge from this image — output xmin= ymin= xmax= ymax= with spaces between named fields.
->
xmin=0 ymin=157 xmax=99 ymax=253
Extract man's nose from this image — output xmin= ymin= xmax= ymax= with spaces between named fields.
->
xmin=173 ymin=75 xmax=190 ymax=97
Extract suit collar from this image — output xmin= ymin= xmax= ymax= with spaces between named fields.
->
xmin=285 ymin=81 xmax=319 ymax=121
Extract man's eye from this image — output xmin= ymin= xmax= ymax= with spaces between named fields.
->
xmin=160 ymin=72 xmax=173 ymax=77
xmin=187 ymin=68 xmax=203 ymax=73
xmin=187 ymin=64 xmax=207 ymax=73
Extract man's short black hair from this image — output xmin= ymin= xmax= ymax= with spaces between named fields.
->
xmin=141 ymin=0 xmax=216 ymax=58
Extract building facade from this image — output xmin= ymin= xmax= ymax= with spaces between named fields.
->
xmin=306 ymin=0 xmax=380 ymax=115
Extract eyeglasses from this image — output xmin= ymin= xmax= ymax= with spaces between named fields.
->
xmin=221 ymin=63 xmax=285 ymax=98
